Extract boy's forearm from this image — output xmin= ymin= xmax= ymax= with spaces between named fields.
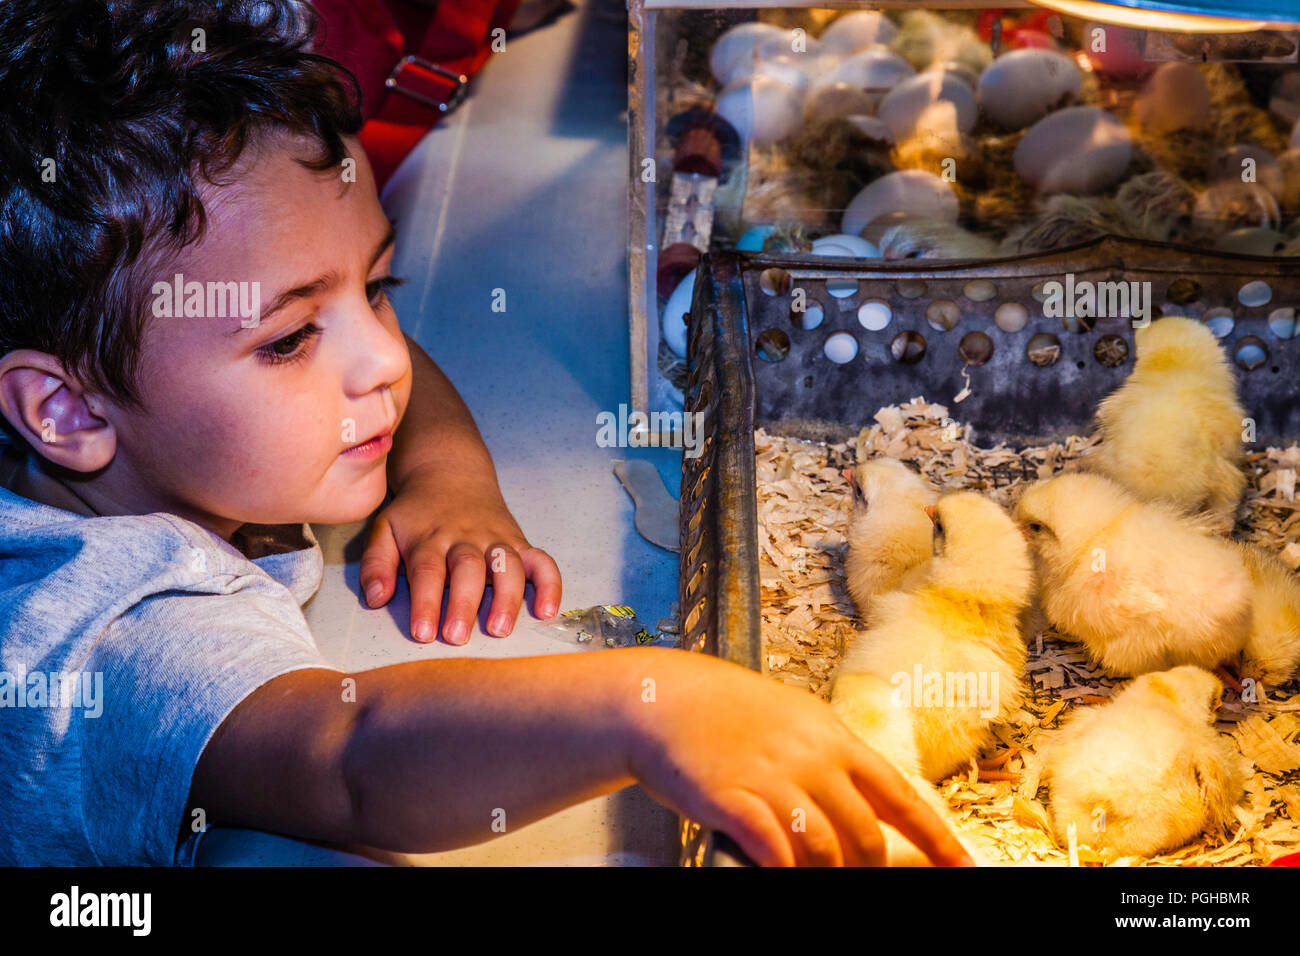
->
xmin=341 ymin=648 xmax=671 ymax=852
xmin=388 ymin=333 xmax=500 ymax=495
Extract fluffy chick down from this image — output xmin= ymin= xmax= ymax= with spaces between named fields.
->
xmin=1014 ymin=472 xmax=1252 ymax=677
xmin=832 ymin=491 xmax=1034 ymax=784
xmin=1087 ymin=315 xmax=1247 ymax=532
xmin=1042 ymin=665 xmax=1247 ymax=861
xmin=843 ymin=457 xmax=937 ymax=623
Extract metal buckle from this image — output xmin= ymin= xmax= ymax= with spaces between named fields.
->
xmin=384 ymin=55 xmax=469 ymax=114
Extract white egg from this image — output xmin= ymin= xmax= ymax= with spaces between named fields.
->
xmin=716 ymin=75 xmax=804 ymax=144
xmin=811 ymin=234 xmax=880 ymax=258
xmin=820 ymin=47 xmax=914 ymax=99
xmin=660 ymin=268 xmax=695 ymax=358
xmin=803 ymin=82 xmax=877 ymax=125
xmin=709 ymin=23 xmax=788 ymax=87
xmin=841 ymin=169 xmax=959 ymax=238
xmin=818 ymin=11 xmax=897 ymax=56
xmin=731 ymin=54 xmax=810 ymax=95
xmin=1013 ymin=106 xmax=1133 ymax=194
xmin=753 ymin=28 xmax=824 ymax=65
xmin=878 ymin=71 xmax=977 ymax=142
xmin=978 ymin=48 xmax=1081 ymax=130
xmin=1136 ymin=62 xmax=1210 ymax=133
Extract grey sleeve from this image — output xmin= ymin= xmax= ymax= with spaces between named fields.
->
xmin=79 ymin=587 xmax=333 ymax=865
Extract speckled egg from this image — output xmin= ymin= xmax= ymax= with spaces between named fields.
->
xmin=1013 ymin=106 xmax=1133 ymax=194
xmin=841 ymin=169 xmax=959 ymax=238
xmin=978 ymin=48 xmax=1081 ymax=130
xmin=878 ymin=71 xmax=977 ymax=141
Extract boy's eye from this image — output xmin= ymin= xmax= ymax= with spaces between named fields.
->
xmin=257 ymin=322 xmax=322 ymax=366
xmin=366 ymin=274 xmax=405 ymax=308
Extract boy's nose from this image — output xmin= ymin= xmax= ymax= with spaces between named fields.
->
xmin=345 ymin=308 xmax=411 ymax=398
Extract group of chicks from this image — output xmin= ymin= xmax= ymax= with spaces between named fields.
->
xmin=830 ymin=315 xmax=1300 ymax=864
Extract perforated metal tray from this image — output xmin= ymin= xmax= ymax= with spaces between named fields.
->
xmin=675 ymin=237 xmax=1300 ymax=866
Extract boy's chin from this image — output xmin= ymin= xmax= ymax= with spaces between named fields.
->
xmin=302 ymin=478 xmax=390 ymax=525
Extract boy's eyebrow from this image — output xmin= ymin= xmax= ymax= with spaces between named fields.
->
xmin=229 ymin=222 xmax=398 ymax=334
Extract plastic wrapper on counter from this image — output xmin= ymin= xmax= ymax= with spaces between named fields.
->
xmin=547 ymin=604 xmax=676 ymax=648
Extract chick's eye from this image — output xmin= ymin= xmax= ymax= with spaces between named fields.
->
xmin=1028 ymin=522 xmax=1043 ymax=534
xmin=367 ymin=274 xmax=406 ymax=308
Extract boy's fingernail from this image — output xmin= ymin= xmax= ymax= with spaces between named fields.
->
xmin=488 ymin=613 xmax=510 ymax=636
xmin=365 ymin=581 xmax=384 ymax=607
xmin=539 ymin=602 xmax=557 ymax=619
xmin=445 ymin=620 xmax=468 ymax=644
xmin=412 ymin=619 xmax=432 ymax=642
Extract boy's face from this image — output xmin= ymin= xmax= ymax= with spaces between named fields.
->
xmin=103 ymin=133 xmax=413 ymax=538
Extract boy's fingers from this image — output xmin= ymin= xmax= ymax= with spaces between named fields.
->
xmin=771 ymin=788 xmax=843 ymax=867
xmin=520 ymin=547 xmax=562 ymax=619
xmin=402 ymin=546 xmax=447 ymax=644
xmin=358 ymin=515 xmax=399 ymax=608
xmin=708 ymin=788 xmax=794 ymax=868
xmin=442 ymin=542 xmax=487 ymax=645
xmin=811 ymin=776 xmax=888 ymax=866
xmin=484 ymin=544 xmax=525 ymax=637
xmin=849 ymin=752 xmax=972 ymax=867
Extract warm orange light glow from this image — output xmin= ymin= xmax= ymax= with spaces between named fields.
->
xmin=1030 ymin=0 xmax=1266 ymax=32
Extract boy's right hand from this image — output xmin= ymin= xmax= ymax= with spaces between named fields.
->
xmin=621 ymin=649 xmax=973 ymax=867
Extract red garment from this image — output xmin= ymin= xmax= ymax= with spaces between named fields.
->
xmin=311 ymin=0 xmax=522 ymax=187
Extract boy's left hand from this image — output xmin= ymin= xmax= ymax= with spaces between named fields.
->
xmin=358 ymin=473 xmax=562 ymax=645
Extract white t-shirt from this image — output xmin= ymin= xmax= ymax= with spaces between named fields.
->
xmin=0 ymin=459 xmax=331 ymax=865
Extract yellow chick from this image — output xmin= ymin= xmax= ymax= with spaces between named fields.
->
xmin=1087 ymin=315 xmax=1247 ymax=532
xmin=842 ymin=457 xmax=937 ymax=622
xmin=831 ymin=490 xmax=1034 ymax=784
xmin=1014 ymin=472 xmax=1252 ymax=678
xmin=1042 ymin=666 xmax=1245 ymax=861
xmin=1235 ymin=542 xmax=1300 ymax=688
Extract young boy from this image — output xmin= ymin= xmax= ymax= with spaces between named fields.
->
xmin=0 ymin=0 xmax=968 ymax=867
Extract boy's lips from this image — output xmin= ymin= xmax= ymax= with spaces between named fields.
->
xmin=341 ymin=428 xmax=393 ymax=459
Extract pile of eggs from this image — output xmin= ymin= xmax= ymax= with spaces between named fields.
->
xmin=703 ymin=13 xmax=1300 ymax=241
xmin=708 ymin=12 xmax=1148 ymax=224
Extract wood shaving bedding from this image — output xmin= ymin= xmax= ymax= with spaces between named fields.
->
xmin=755 ymin=397 xmax=1300 ymax=866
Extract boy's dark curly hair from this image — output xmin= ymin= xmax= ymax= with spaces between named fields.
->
xmin=0 ymin=0 xmax=362 ymax=414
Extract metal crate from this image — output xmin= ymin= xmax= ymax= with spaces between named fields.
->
xmin=676 ymin=238 xmax=1300 ymax=866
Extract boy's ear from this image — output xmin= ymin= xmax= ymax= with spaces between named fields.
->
xmin=0 ymin=350 xmax=116 ymax=472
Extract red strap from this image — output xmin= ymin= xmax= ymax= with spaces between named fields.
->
xmin=363 ymin=0 xmax=518 ymax=186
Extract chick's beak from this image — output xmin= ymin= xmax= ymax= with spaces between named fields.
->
xmin=925 ymin=505 xmax=937 ymax=524
xmin=842 ymin=468 xmax=856 ymax=492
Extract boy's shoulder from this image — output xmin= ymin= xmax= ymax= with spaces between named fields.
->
xmin=0 ymin=456 xmax=330 ymax=866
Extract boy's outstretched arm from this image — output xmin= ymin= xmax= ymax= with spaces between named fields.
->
xmin=363 ymin=332 xmax=561 ymax=644
xmin=186 ymin=648 xmax=973 ymax=867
